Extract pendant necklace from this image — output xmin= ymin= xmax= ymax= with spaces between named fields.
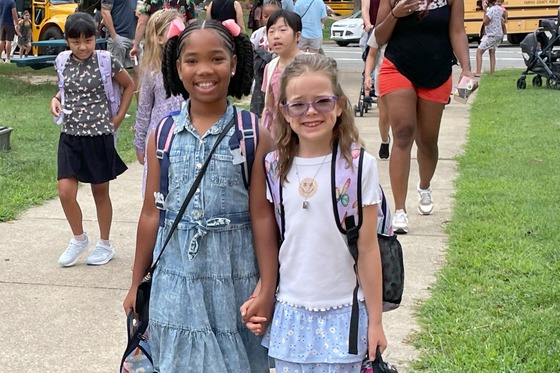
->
xmin=294 ymin=154 xmax=330 ymax=209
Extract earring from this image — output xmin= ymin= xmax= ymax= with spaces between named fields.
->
xmin=231 ymin=71 xmax=235 ymax=76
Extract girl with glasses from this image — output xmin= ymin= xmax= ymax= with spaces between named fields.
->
xmin=242 ymin=54 xmax=387 ymax=372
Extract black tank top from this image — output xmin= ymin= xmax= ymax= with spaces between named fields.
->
xmin=210 ymin=0 xmax=237 ymax=22
xmin=385 ymin=0 xmax=454 ymax=88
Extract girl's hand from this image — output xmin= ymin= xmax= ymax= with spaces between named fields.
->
xmin=50 ymin=96 xmax=62 ymax=117
xmin=367 ymin=322 xmax=387 ymax=359
xmin=136 ymin=150 xmax=145 ymax=165
xmin=123 ymin=285 xmax=138 ymax=316
xmin=460 ymin=70 xmax=480 ymax=90
xmin=240 ymin=294 xmax=274 ymax=336
xmin=392 ymin=0 xmax=423 ymax=18
xmin=111 ymin=115 xmax=123 ymax=130
xmin=364 ymin=75 xmax=373 ymax=92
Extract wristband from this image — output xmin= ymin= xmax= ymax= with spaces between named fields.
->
xmin=391 ymin=9 xmax=399 ymax=19
xmin=53 ymin=96 xmax=60 ymax=102
xmin=248 ymin=294 xmax=256 ymax=300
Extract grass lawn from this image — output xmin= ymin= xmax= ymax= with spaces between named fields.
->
xmin=0 ymin=65 xmax=137 ymax=222
xmin=414 ymin=70 xmax=560 ymax=371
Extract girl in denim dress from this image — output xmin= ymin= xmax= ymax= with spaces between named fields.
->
xmin=242 ymin=54 xmax=387 ymax=372
xmin=123 ymin=19 xmax=274 ymax=372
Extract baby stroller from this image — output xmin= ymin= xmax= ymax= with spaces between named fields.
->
xmin=354 ymin=32 xmax=376 ymax=117
xmin=517 ymin=13 xmax=560 ymax=89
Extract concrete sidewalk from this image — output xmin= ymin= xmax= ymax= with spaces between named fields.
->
xmin=0 ymin=66 xmax=472 ymax=372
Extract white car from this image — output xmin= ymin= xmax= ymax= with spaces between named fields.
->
xmin=330 ymin=10 xmax=364 ymax=47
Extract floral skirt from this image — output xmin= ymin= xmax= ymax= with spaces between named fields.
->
xmin=263 ymin=301 xmax=368 ymax=366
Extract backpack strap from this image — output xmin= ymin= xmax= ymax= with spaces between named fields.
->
xmin=154 ymin=116 xmax=176 ymax=227
xmin=53 ymin=51 xmax=73 ymax=125
xmin=330 ymin=141 xmax=363 ymax=356
xmin=264 ymin=151 xmax=285 ymax=239
xmin=96 ymin=50 xmax=119 ymax=119
xmin=238 ymin=109 xmax=258 ymax=188
xmin=156 ymin=108 xmax=257 ymax=226
xmin=264 ymin=56 xmax=280 ymax=111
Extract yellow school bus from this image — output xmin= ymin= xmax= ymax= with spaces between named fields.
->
xmin=16 ymin=0 xmax=77 ymax=54
xmin=324 ymin=0 xmax=354 ymax=16
xmin=465 ymin=0 xmax=560 ymax=44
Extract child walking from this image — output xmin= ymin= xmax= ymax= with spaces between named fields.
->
xmin=261 ymin=9 xmax=304 ymax=136
xmin=475 ymin=0 xmax=505 ymax=76
xmin=122 ymin=19 xmax=274 ymax=372
xmin=133 ymin=9 xmax=185 ymax=195
xmin=243 ymin=54 xmax=387 ymax=372
xmin=18 ymin=11 xmax=32 ymax=58
xmin=249 ymin=0 xmax=281 ymax=117
xmin=50 ymin=12 xmax=135 ymax=267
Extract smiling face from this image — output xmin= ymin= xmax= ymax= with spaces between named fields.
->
xmin=67 ymin=33 xmax=95 ymax=61
xmin=267 ymin=17 xmax=299 ymax=56
xmin=281 ymin=72 xmax=342 ymax=150
xmin=176 ymin=29 xmax=236 ymax=106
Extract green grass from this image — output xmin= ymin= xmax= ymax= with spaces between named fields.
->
xmin=0 ymin=68 xmax=137 ymax=222
xmin=414 ymin=70 xmax=560 ymax=371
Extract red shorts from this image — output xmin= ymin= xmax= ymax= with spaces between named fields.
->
xmin=377 ymin=58 xmax=452 ymax=104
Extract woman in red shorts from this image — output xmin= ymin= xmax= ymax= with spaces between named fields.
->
xmin=374 ymin=0 xmax=475 ymax=233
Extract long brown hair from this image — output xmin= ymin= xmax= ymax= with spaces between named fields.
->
xmin=275 ymin=54 xmax=362 ymax=182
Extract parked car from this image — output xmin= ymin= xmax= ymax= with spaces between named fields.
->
xmin=330 ymin=10 xmax=364 ymax=47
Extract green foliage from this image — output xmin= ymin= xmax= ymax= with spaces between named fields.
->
xmin=0 ymin=70 xmax=137 ymax=222
xmin=414 ymin=70 xmax=560 ymax=371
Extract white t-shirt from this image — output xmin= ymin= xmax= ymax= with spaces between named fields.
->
xmin=250 ymin=26 xmax=270 ymax=51
xmin=268 ymin=151 xmax=381 ymax=310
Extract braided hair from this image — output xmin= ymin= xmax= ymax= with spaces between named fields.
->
xmin=162 ymin=20 xmax=254 ymax=100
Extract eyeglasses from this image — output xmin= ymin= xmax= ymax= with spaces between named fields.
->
xmin=282 ymin=96 xmax=338 ymax=118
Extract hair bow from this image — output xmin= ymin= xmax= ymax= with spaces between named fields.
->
xmin=222 ymin=19 xmax=241 ymax=37
xmin=167 ymin=18 xmax=185 ymax=39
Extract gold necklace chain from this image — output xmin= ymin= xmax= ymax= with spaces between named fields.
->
xmin=294 ymin=154 xmax=330 ymax=209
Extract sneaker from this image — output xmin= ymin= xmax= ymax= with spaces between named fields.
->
xmin=58 ymin=234 xmax=90 ymax=267
xmin=86 ymin=240 xmax=116 ymax=265
xmin=392 ymin=209 xmax=409 ymax=234
xmin=379 ymin=139 xmax=390 ymax=160
xmin=417 ymin=182 xmax=434 ymax=215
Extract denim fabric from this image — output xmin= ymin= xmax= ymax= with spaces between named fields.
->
xmin=149 ymin=101 xmax=270 ymax=373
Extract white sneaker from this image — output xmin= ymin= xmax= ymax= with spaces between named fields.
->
xmin=392 ymin=209 xmax=409 ymax=234
xmin=417 ymin=182 xmax=434 ymax=215
xmin=58 ymin=234 xmax=90 ymax=267
xmin=86 ymin=240 xmax=116 ymax=266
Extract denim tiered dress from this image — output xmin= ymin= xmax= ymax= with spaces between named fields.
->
xmin=148 ymin=102 xmax=270 ymax=372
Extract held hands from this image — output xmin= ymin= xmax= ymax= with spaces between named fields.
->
xmin=391 ymin=0 xmax=424 ymax=18
xmin=240 ymin=294 xmax=274 ymax=336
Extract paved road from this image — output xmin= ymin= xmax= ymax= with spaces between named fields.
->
xmin=323 ymin=42 xmax=526 ymax=72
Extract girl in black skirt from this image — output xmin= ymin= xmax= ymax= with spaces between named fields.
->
xmin=49 ymin=12 xmax=135 ymax=267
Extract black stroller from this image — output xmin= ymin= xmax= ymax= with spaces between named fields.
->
xmin=354 ymin=39 xmax=377 ymax=117
xmin=516 ymin=10 xmax=560 ymax=89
